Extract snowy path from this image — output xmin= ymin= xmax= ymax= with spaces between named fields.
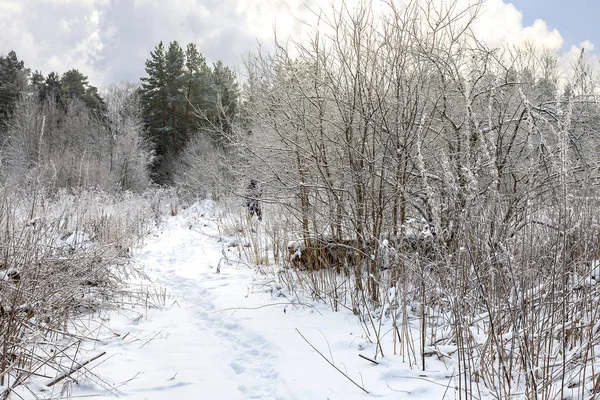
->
xmin=165 ymin=275 xmax=284 ymax=399
xmin=106 ymin=203 xmax=294 ymax=400
xmin=62 ymin=202 xmax=450 ymax=400
xmin=140 ymin=225 xmax=289 ymax=400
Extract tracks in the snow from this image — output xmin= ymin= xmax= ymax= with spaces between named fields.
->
xmin=144 ymin=223 xmax=289 ymax=400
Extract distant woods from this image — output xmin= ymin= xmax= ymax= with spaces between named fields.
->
xmin=0 ymin=41 xmax=240 ymax=192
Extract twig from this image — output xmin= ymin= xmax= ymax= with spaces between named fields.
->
xmin=140 ymin=331 xmax=163 ymax=348
xmin=389 ymin=374 xmax=457 ymax=388
xmin=12 ymin=367 xmax=53 ymax=379
xmin=0 ymin=372 xmax=26 ymax=400
xmin=295 ymin=328 xmax=369 ymax=394
xmin=115 ymin=371 xmax=143 ymax=388
xmin=217 ymin=302 xmax=319 ymax=315
xmin=47 ymin=352 xmax=107 ymax=387
xmin=359 ymin=354 xmax=379 ymax=365
xmin=319 ymin=330 xmax=334 ymax=364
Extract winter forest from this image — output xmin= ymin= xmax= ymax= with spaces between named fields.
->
xmin=1 ymin=0 xmax=600 ymax=398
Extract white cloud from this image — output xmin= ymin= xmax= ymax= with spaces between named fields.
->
xmin=448 ymin=0 xmax=563 ymax=50
xmin=558 ymin=40 xmax=598 ymax=85
xmin=0 ymin=0 xmax=103 ymax=84
xmin=0 ymin=0 xmax=594 ymax=88
xmin=0 ymin=1 xmax=23 ymax=16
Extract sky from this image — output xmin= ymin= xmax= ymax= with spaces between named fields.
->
xmin=510 ymin=0 xmax=597 ymax=52
xmin=0 ymin=0 xmax=597 ymax=88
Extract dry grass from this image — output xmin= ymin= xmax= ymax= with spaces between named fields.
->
xmin=0 ymin=185 xmax=179 ymax=397
xmin=228 ymin=196 xmax=600 ymax=399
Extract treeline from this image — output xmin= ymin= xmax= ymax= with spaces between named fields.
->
xmin=0 ymin=42 xmax=239 ymax=192
xmin=0 ymin=51 xmax=141 ymax=192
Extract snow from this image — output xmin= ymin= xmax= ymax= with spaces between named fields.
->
xmin=591 ymin=260 xmax=600 ymax=280
xmin=54 ymin=229 xmax=95 ymax=252
xmin=0 ymin=268 xmax=19 ymax=281
xmin=402 ymin=218 xmax=433 ymax=240
xmin=27 ymin=200 xmax=451 ymax=399
xmin=287 ymin=240 xmax=305 ymax=262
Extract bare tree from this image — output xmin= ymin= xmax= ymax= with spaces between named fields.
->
xmin=2 ymin=84 xmax=151 ymax=193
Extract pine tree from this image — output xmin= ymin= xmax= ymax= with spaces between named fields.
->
xmin=0 ymin=51 xmax=29 ymax=126
xmin=140 ymin=41 xmax=171 ymax=183
xmin=165 ymin=41 xmax=186 ymax=151
xmin=82 ymin=85 xmax=107 ymax=115
xmin=42 ymin=72 xmax=63 ymax=102
xmin=61 ymin=69 xmax=87 ymax=99
xmin=31 ymin=70 xmax=45 ymax=90
xmin=140 ymin=41 xmax=168 ymax=129
xmin=60 ymin=69 xmax=106 ymax=115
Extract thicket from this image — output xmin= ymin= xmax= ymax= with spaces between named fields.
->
xmin=0 ymin=43 xmax=240 ymax=192
xmin=225 ymin=1 xmax=600 ymax=398
xmin=0 ymin=54 xmax=152 ymax=193
xmin=0 ymin=185 xmax=178 ymax=397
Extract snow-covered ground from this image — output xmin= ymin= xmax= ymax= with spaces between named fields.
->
xmin=37 ymin=201 xmax=452 ymax=399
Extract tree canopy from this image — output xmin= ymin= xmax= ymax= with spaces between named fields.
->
xmin=139 ymin=40 xmax=239 ymax=184
xmin=0 ymin=51 xmax=29 ymax=126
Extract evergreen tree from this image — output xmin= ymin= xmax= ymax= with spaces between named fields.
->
xmin=0 ymin=51 xmax=29 ymax=126
xmin=31 ymin=70 xmax=45 ymax=90
xmin=60 ymin=69 xmax=106 ymax=115
xmin=84 ymin=85 xmax=106 ymax=112
xmin=42 ymin=72 xmax=63 ymax=102
xmin=165 ymin=41 xmax=186 ymax=151
xmin=61 ymin=69 xmax=87 ymax=99
xmin=140 ymin=41 xmax=170 ymax=183
xmin=140 ymin=41 xmax=168 ymax=129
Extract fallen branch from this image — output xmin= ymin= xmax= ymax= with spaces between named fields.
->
xmin=359 ymin=354 xmax=379 ymax=365
xmin=47 ymin=352 xmax=106 ymax=387
xmin=295 ymin=328 xmax=369 ymax=394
